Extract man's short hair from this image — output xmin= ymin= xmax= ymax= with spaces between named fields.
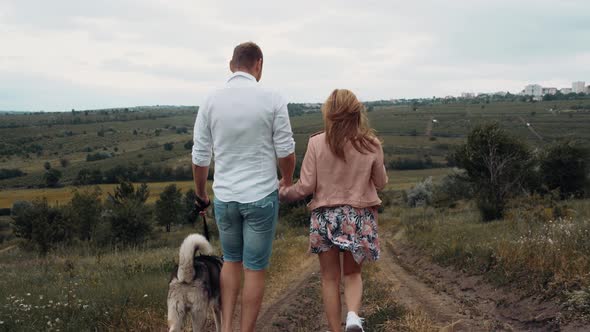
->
xmin=231 ymin=42 xmax=263 ymax=69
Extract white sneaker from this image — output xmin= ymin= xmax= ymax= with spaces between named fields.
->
xmin=345 ymin=311 xmax=364 ymax=332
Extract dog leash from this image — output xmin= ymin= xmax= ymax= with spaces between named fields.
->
xmin=193 ymin=196 xmax=211 ymax=241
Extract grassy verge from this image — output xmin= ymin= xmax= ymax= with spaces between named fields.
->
xmin=400 ymin=199 xmax=590 ymax=315
xmin=0 ymin=222 xmax=311 ymax=331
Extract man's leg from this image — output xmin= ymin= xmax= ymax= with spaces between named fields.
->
xmin=240 ymin=269 xmax=266 ymax=332
xmin=240 ymin=190 xmax=279 ymax=332
xmin=213 ymin=199 xmax=244 ymax=332
xmin=220 ymin=261 xmax=242 ymax=332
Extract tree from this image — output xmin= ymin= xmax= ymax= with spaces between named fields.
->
xmin=163 ymin=142 xmax=174 ymax=151
xmin=43 ymin=161 xmax=51 ymax=170
xmin=107 ymin=180 xmax=149 ymax=205
xmin=155 ymin=184 xmax=183 ymax=232
xmin=43 ymin=169 xmax=62 ymax=187
xmin=451 ymin=123 xmax=533 ymax=221
xmin=66 ymin=188 xmax=103 ymax=240
xmin=105 ymin=181 xmax=152 ymax=245
xmin=540 ymin=142 xmax=589 ymax=198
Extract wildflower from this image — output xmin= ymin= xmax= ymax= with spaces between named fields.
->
xmin=143 ymin=294 xmax=148 ymax=298
xmin=83 ymin=304 xmax=89 ymax=309
xmin=49 ymin=300 xmax=53 ymax=304
xmin=0 ymin=320 xmax=4 ymax=324
xmin=39 ymin=295 xmax=44 ymax=300
xmin=26 ymin=293 xmax=31 ymax=296
xmin=55 ymin=318 xmax=60 ymax=323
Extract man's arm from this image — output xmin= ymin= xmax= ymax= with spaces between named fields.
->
xmin=273 ymin=93 xmax=296 ymax=186
xmin=192 ymin=164 xmax=210 ymax=202
xmin=191 ymin=101 xmax=212 ymax=203
xmin=278 ymin=153 xmax=296 ymax=187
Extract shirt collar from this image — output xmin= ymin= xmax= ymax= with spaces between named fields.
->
xmin=228 ymin=71 xmax=256 ymax=82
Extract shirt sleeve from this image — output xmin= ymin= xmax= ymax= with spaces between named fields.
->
xmin=272 ymin=93 xmax=296 ymax=158
xmin=281 ymin=138 xmax=316 ymax=201
xmin=371 ymin=141 xmax=388 ymax=191
xmin=191 ymin=100 xmax=213 ymax=166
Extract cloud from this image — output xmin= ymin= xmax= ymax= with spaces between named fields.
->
xmin=1 ymin=0 xmax=589 ymax=111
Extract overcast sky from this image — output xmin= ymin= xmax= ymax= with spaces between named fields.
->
xmin=1 ymin=0 xmax=589 ymax=111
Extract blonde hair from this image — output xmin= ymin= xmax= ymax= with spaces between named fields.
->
xmin=321 ymin=89 xmax=378 ymax=161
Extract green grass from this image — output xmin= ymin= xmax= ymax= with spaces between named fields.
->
xmin=400 ymin=199 xmax=590 ymax=311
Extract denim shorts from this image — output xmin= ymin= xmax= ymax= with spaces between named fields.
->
xmin=213 ymin=190 xmax=279 ymax=271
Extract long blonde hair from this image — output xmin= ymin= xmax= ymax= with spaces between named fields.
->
xmin=322 ymin=89 xmax=378 ymax=161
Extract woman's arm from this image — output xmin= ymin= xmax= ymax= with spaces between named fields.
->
xmin=371 ymin=142 xmax=388 ymax=191
xmin=279 ymin=138 xmax=317 ymax=202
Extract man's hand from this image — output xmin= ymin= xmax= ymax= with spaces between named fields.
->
xmin=194 ymin=195 xmax=211 ymax=216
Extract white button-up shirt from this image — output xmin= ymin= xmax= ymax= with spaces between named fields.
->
xmin=192 ymin=71 xmax=295 ymax=203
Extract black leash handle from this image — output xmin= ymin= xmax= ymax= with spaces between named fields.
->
xmin=194 ymin=196 xmax=211 ymax=241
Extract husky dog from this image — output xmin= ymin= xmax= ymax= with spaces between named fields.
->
xmin=167 ymin=233 xmax=223 ymax=332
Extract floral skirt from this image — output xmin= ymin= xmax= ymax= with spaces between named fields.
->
xmin=309 ymin=205 xmax=380 ymax=264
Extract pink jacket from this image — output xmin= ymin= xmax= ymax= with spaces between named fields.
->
xmin=280 ymin=132 xmax=388 ymax=210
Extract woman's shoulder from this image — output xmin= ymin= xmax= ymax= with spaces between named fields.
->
xmin=308 ymin=131 xmax=325 ymax=144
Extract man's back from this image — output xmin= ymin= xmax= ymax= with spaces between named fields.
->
xmin=192 ymin=71 xmax=294 ymax=203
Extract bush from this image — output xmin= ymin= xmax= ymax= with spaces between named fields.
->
xmin=60 ymin=158 xmax=70 ymax=168
xmin=540 ymin=142 xmax=589 ymax=199
xmin=43 ymin=168 xmax=62 ymax=187
xmin=163 ymin=142 xmax=174 ymax=151
xmin=43 ymin=161 xmax=51 ymax=170
xmin=184 ymin=140 xmax=194 ymax=150
xmin=75 ymin=169 xmax=103 ymax=185
xmin=86 ymin=152 xmax=112 ymax=162
xmin=432 ymin=172 xmax=475 ymax=207
xmin=406 ymin=177 xmax=434 ymax=207
xmin=12 ymin=199 xmax=74 ymax=254
xmin=450 ymin=123 xmax=533 ymax=221
xmin=388 ymin=157 xmax=446 ymax=170
xmin=0 ymin=168 xmax=25 ymax=180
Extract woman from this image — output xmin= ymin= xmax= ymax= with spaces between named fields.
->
xmin=279 ymin=89 xmax=388 ymax=332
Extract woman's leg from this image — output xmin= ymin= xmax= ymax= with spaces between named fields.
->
xmin=318 ymin=247 xmax=342 ymax=332
xmin=342 ymin=251 xmax=363 ymax=313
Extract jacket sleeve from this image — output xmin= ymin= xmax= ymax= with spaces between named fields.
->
xmin=371 ymin=141 xmax=388 ymax=191
xmin=280 ymin=138 xmax=316 ymax=201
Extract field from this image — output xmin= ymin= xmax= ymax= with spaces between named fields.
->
xmin=1 ymin=99 xmax=590 ymax=330
xmin=1 ymin=100 xmax=590 ymax=190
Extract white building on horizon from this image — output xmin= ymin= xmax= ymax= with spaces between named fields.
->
xmin=573 ymin=81 xmax=586 ymax=93
xmin=561 ymin=88 xmax=573 ymax=94
xmin=524 ymin=84 xmax=543 ymax=97
xmin=542 ymin=87 xmax=558 ymax=95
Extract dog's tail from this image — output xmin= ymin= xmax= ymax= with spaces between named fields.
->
xmin=177 ymin=233 xmax=213 ymax=283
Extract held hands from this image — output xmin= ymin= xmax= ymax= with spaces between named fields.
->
xmin=278 ymin=178 xmax=293 ymax=202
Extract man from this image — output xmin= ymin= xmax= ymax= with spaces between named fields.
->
xmin=191 ymin=41 xmax=296 ymax=332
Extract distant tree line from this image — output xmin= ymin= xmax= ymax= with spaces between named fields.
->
xmin=74 ymin=164 xmax=213 ymax=185
xmin=0 ymin=168 xmax=25 ymax=180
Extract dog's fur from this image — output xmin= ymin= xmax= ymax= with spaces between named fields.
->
xmin=167 ymin=234 xmax=223 ymax=332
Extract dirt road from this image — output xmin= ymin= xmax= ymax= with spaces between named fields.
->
xmin=254 ymin=228 xmax=587 ymax=331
